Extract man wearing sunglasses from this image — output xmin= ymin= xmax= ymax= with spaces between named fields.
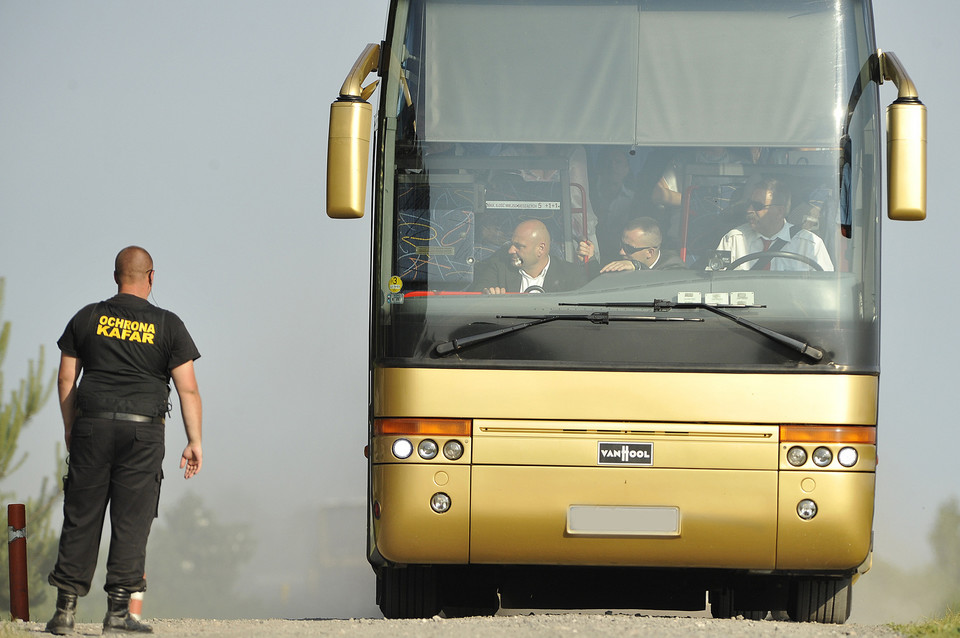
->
xmin=715 ymin=176 xmax=833 ymax=271
xmin=600 ymin=217 xmax=684 ymax=272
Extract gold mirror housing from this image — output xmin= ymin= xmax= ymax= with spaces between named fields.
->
xmin=326 ymin=43 xmax=381 ymax=219
xmin=879 ymin=50 xmax=926 ymax=221
xmin=886 ymin=100 xmax=926 ymax=221
xmin=327 ymin=99 xmax=373 ymax=219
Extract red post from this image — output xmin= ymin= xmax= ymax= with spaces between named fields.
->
xmin=7 ymin=503 xmax=29 ymax=621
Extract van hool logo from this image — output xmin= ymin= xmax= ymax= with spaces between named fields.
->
xmin=598 ymin=442 xmax=653 ymax=466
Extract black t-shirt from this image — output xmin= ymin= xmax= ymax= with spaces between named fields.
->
xmin=57 ymin=293 xmax=200 ymax=417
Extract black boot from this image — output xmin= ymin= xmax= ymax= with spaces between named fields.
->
xmin=45 ymin=590 xmax=78 ymax=635
xmin=102 ymin=588 xmax=153 ymax=634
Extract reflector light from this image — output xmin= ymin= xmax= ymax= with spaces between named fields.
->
xmin=430 ymin=492 xmax=451 ymax=513
xmin=797 ymin=499 xmax=818 ymax=520
xmin=443 ymin=440 xmax=464 ymax=460
xmin=786 ymin=446 xmax=807 ymax=466
xmin=392 ymin=438 xmax=413 ymax=459
xmin=812 ymin=446 xmax=833 ymax=467
xmin=838 ymin=447 xmax=859 ymax=467
xmin=418 ymin=439 xmax=439 ymax=459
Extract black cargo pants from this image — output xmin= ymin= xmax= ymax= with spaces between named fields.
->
xmin=48 ymin=417 xmax=164 ymax=596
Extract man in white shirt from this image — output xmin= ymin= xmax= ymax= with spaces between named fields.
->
xmin=715 ymin=176 xmax=833 ymax=271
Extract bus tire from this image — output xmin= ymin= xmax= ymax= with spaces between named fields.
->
xmin=441 ymin=602 xmax=499 ymax=618
xmin=709 ymin=589 xmax=766 ymax=620
xmin=787 ymin=576 xmax=852 ymax=624
xmin=377 ymin=565 xmax=441 ymax=619
xmin=441 ymin=592 xmax=499 ymax=618
xmin=440 ymin=573 xmax=499 ymax=617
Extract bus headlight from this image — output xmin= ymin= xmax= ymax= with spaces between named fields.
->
xmin=786 ymin=446 xmax=807 ymax=466
xmin=838 ymin=446 xmax=858 ymax=467
xmin=430 ymin=492 xmax=451 ymax=513
xmin=797 ymin=499 xmax=818 ymax=520
xmin=442 ymin=440 xmax=464 ymax=460
xmin=812 ymin=446 xmax=833 ymax=467
xmin=418 ymin=439 xmax=439 ymax=459
xmin=392 ymin=439 xmax=413 ymax=459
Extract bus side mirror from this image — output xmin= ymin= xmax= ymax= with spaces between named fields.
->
xmin=880 ymin=50 xmax=926 ymax=221
xmin=886 ymin=99 xmax=926 ymax=221
xmin=326 ymin=43 xmax=381 ymax=219
xmin=327 ymin=99 xmax=373 ymax=219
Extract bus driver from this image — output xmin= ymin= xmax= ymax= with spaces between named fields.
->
xmin=715 ymin=176 xmax=833 ymax=271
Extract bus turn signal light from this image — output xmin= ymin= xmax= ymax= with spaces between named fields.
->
xmin=780 ymin=425 xmax=876 ymax=444
xmin=376 ymin=418 xmax=472 ymax=437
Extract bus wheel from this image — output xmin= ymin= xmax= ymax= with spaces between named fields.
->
xmin=709 ymin=589 xmax=766 ymax=620
xmin=441 ymin=593 xmax=499 ymax=618
xmin=377 ymin=565 xmax=441 ymax=619
xmin=441 ymin=602 xmax=499 ymax=618
xmin=787 ymin=576 xmax=852 ymax=624
xmin=440 ymin=576 xmax=499 ymax=617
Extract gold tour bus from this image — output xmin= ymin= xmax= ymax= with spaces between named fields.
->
xmin=326 ymin=0 xmax=926 ymax=624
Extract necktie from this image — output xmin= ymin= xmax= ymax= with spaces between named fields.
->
xmin=760 ymin=238 xmax=773 ymax=270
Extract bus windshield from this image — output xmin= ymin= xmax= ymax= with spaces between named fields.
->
xmin=376 ymin=0 xmax=881 ymax=373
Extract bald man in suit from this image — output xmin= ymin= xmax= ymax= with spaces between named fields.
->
xmin=471 ymin=219 xmax=592 ymax=294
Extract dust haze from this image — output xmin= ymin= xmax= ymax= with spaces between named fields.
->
xmin=1 ymin=0 xmax=959 ymax=627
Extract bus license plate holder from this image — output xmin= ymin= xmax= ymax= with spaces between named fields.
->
xmin=566 ymin=505 xmax=680 ymax=536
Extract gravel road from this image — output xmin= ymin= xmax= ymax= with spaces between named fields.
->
xmin=13 ymin=613 xmax=903 ymax=637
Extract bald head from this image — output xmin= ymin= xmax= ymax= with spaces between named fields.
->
xmin=114 ymin=246 xmax=154 ymax=297
xmin=515 ymin=219 xmax=550 ymax=247
xmin=508 ymin=219 xmax=551 ymax=276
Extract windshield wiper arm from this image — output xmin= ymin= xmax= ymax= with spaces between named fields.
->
xmin=434 ymin=311 xmax=702 ymax=357
xmin=561 ymin=300 xmax=824 ymax=362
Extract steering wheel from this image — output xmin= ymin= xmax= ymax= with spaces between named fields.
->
xmin=726 ymin=250 xmax=823 ymax=271
xmin=524 ymin=285 xmax=545 ymax=293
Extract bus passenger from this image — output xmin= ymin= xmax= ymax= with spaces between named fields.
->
xmin=600 ymin=217 xmax=685 ymax=272
xmin=715 ymin=176 xmax=833 ymax=271
xmin=471 ymin=219 xmax=594 ymax=294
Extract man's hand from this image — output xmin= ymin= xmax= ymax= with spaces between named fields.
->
xmin=58 ymin=353 xmax=82 ymax=449
xmin=600 ymin=259 xmax=640 ymax=273
xmin=483 ymin=286 xmax=507 ymax=295
xmin=171 ymin=360 xmax=203 ymax=479
xmin=180 ymin=444 xmax=202 ymax=479
xmin=577 ymin=240 xmax=595 ymax=262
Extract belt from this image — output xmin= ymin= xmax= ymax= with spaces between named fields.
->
xmin=79 ymin=411 xmax=164 ymax=424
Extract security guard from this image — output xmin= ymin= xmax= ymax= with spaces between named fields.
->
xmin=46 ymin=246 xmax=203 ymax=635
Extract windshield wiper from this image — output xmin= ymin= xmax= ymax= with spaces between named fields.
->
xmin=561 ymin=299 xmax=824 ymax=362
xmin=434 ymin=311 xmax=702 ymax=357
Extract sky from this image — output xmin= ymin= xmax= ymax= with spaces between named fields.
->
xmin=1 ymin=0 xmax=958 ymax=623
